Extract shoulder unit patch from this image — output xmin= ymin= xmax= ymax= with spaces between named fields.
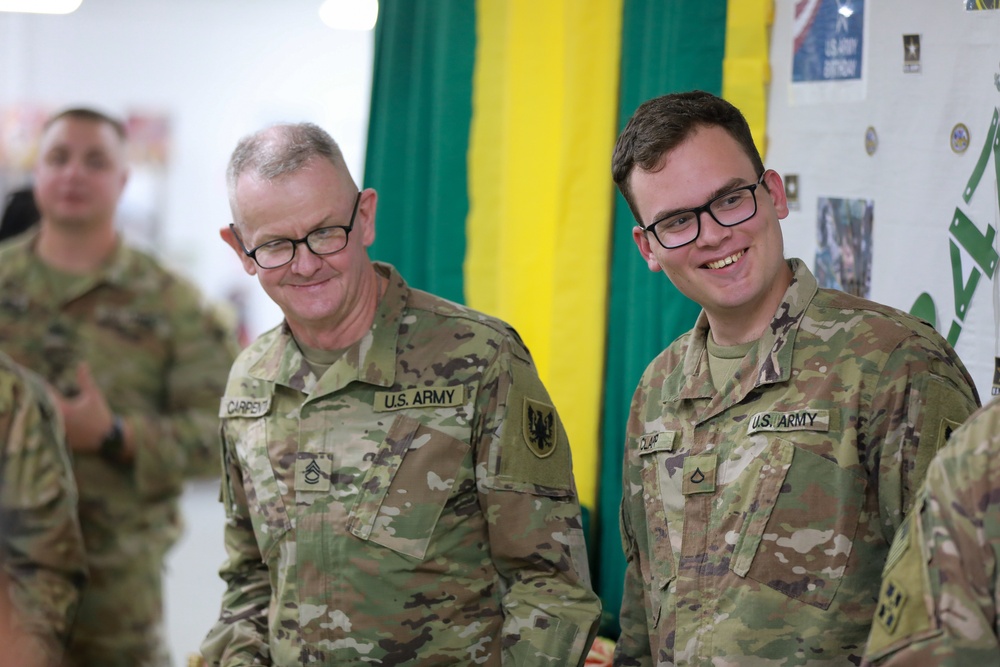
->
xmin=523 ymin=396 xmax=557 ymax=458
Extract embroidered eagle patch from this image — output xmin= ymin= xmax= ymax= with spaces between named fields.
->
xmin=523 ymin=397 xmax=556 ymax=458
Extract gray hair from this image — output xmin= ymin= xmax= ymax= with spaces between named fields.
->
xmin=226 ymin=122 xmax=351 ymax=214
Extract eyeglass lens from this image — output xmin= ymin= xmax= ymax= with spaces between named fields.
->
xmin=254 ymin=227 xmax=349 ymax=268
xmin=652 ymin=179 xmax=762 ymax=249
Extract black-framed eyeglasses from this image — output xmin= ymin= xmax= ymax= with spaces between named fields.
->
xmin=231 ymin=191 xmax=361 ymax=269
xmin=641 ymin=172 xmax=768 ymax=249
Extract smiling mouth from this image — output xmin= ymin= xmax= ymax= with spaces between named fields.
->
xmin=705 ymin=250 xmax=745 ymax=270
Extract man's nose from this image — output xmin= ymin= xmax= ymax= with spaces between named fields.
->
xmin=694 ymin=210 xmax=732 ymax=247
xmin=289 ymin=240 xmax=324 ymax=273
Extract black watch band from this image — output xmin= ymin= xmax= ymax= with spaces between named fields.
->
xmin=99 ymin=415 xmax=125 ymax=462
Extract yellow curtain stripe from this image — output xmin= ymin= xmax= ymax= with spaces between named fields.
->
xmin=723 ymin=0 xmax=773 ymax=159
xmin=467 ymin=0 xmax=623 ymax=510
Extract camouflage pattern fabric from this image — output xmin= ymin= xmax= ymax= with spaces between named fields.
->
xmin=0 ymin=231 xmax=238 ymax=667
xmin=201 ymin=262 xmax=601 ymax=666
xmin=614 ymin=259 xmax=980 ymax=666
xmin=863 ymin=396 xmax=1000 ymax=665
xmin=0 ymin=351 xmax=86 ymax=667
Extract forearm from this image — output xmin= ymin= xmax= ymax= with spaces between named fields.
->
xmin=490 ymin=492 xmax=601 ymax=666
xmin=201 ymin=518 xmax=272 ymax=666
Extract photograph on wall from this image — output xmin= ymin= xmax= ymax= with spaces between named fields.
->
xmin=966 ymin=0 xmax=999 ymax=10
xmin=814 ymin=196 xmax=874 ymax=298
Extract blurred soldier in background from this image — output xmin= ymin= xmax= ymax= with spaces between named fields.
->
xmin=0 ymin=107 xmax=238 ymax=666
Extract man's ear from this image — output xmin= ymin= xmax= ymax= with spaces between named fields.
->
xmin=632 ymin=226 xmax=663 ymax=273
xmin=358 ymin=188 xmax=377 ymax=248
xmin=220 ymin=226 xmax=258 ymax=276
xmin=763 ymin=170 xmax=789 ymax=220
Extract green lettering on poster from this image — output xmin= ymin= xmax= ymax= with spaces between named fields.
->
xmin=949 ymin=208 xmax=998 ymax=277
xmin=947 ymin=321 xmax=962 ymax=347
xmin=949 ymin=239 xmax=981 ymax=322
xmin=963 ymin=108 xmax=997 ymax=205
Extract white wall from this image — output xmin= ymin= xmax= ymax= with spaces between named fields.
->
xmin=0 ymin=2 xmax=374 ymax=663
xmin=767 ymin=1 xmax=999 ymax=399
xmin=1 ymin=0 xmax=375 ymax=340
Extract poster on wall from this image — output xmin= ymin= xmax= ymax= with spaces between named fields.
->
xmin=0 ymin=105 xmax=48 ymax=194
xmin=117 ymin=112 xmax=171 ymax=254
xmin=790 ymin=0 xmax=867 ymax=104
xmin=966 ymin=0 xmax=999 ymax=10
xmin=814 ymin=196 xmax=874 ymax=298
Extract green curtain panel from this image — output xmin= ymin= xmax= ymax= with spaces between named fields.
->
xmin=595 ymin=0 xmax=727 ymax=637
xmin=364 ymin=0 xmax=475 ymax=304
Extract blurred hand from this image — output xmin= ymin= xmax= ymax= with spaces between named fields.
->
xmin=50 ymin=362 xmax=113 ymax=454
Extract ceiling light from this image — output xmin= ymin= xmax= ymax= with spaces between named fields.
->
xmin=319 ymin=0 xmax=378 ymax=31
xmin=0 ymin=0 xmax=82 ymax=14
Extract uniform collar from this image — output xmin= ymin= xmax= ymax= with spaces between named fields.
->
xmin=667 ymin=258 xmax=817 ymax=405
xmin=0 ymin=229 xmax=135 ymax=305
xmin=248 ymin=261 xmax=406 ymax=398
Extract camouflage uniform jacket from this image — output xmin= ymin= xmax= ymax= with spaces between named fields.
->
xmin=0 ymin=231 xmax=237 ymax=665
xmin=614 ymin=259 xmax=980 ymax=666
xmin=0 ymin=351 xmax=86 ymax=667
xmin=863 ymin=397 xmax=1000 ymax=665
xmin=202 ymin=262 xmax=601 ymax=666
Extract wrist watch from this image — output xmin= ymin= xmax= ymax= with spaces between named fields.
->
xmin=99 ymin=415 xmax=125 ymax=462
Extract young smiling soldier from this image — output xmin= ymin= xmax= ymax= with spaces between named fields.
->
xmin=610 ymin=91 xmax=980 ymax=666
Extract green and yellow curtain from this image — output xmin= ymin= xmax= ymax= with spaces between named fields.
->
xmin=364 ymin=0 xmax=772 ymax=634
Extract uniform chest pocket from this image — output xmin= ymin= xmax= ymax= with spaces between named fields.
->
xmin=732 ymin=436 xmax=866 ymax=610
xmin=232 ymin=417 xmax=293 ymax=560
xmin=347 ymin=413 xmax=470 ymax=560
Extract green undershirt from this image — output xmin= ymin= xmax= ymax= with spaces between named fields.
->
xmin=706 ymin=335 xmax=757 ymax=392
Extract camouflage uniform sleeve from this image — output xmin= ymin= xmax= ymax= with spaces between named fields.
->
xmin=864 ymin=400 xmax=1000 ymax=665
xmin=613 ymin=494 xmax=653 ymax=666
xmin=1 ymin=362 xmax=87 ymax=666
xmin=200 ymin=422 xmax=272 ymax=666
xmin=868 ymin=333 xmax=979 ymax=542
xmin=475 ymin=335 xmax=601 ymax=666
xmin=128 ymin=282 xmax=239 ymax=499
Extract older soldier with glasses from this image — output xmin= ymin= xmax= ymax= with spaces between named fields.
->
xmin=610 ymin=91 xmax=980 ymax=666
xmin=202 ymin=122 xmax=600 ymax=666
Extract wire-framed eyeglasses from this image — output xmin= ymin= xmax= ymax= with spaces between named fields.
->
xmin=641 ymin=172 xmax=769 ymax=249
xmin=230 ymin=191 xmax=361 ymax=269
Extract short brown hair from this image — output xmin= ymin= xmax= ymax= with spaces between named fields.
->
xmin=612 ymin=91 xmax=764 ymax=223
xmin=43 ymin=107 xmax=127 ymax=141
